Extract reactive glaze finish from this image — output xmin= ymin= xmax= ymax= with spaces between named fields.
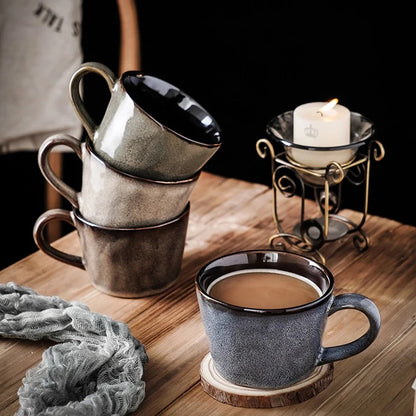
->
xmin=196 ymin=250 xmax=381 ymax=389
xmin=69 ymin=62 xmax=222 ymax=180
xmin=38 ymin=134 xmax=199 ymax=227
xmin=33 ymin=204 xmax=190 ymax=298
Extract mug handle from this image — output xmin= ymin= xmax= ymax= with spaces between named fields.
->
xmin=318 ymin=293 xmax=381 ymax=365
xmin=69 ymin=61 xmax=117 ymax=139
xmin=38 ymin=134 xmax=82 ymax=207
xmin=33 ymin=208 xmax=85 ymax=270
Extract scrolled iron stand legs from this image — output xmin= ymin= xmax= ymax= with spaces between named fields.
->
xmin=256 ymin=138 xmax=385 ymax=264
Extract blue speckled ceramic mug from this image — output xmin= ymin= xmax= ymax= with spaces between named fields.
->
xmin=196 ymin=250 xmax=381 ymax=389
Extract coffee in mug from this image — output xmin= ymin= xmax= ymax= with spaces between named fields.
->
xmin=208 ymin=270 xmax=321 ymax=309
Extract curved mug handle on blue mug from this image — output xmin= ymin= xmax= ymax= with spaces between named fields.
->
xmin=318 ymin=293 xmax=381 ymax=365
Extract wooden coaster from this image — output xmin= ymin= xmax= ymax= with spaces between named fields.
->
xmin=200 ymin=353 xmax=334 ymax=408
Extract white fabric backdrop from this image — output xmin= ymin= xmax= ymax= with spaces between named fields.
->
xmin=0 ymin=0 xmax=83 ymax=153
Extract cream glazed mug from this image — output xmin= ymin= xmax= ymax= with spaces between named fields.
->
xmin=38 ymin=134 xmax=199 ymax=227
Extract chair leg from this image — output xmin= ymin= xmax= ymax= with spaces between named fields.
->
xmin=45 ymin=152 xmax=63 ymax=242
xmin=117 ymin=0 xmax=141 ymax=72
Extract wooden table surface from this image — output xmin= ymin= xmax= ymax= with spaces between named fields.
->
xmin=0 ymin=172 xmax=415 ymax=415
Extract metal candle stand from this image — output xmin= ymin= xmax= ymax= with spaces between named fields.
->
xmin=256 ymin=111 xmax=385 ymax=264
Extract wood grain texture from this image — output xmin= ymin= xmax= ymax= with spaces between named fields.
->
xmin=200 ymin=353 xmax=334 ymax=408
xmin=1 ymin=172 xmax=415 ymax=416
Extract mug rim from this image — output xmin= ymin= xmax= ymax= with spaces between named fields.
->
xmin=120 ymin=71 xmax=223 ymax=148
xmin=196 ymin=249 xmax=334 ymax=315
xmin=85 ymin=139 xmax=201 ymax=185
xmin=72 ymin=202 xmax=190 ymax=231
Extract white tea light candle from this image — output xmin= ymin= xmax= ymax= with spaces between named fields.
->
xmin=290 ymin=99 xmax=354 ymax=167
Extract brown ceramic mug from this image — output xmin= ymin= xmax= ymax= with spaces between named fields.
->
xmin=33 ymin=204 xmax=190 ymax=298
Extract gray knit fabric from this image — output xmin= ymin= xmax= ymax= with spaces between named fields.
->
xmin=0 ymin=282 xmax=148 ymax=416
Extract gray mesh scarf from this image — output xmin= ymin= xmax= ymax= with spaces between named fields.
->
xmin=0 ymin=282 xmax=148 ymax=415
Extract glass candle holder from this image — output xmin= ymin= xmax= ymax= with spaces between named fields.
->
xmin=256 ymin=111 xmax=384 ymax=264
xmin=266 ymin=111 xmax=374 ymax=186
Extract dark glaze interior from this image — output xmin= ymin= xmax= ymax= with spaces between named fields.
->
xmin=122 ymin=72 xmax=222 ymax=146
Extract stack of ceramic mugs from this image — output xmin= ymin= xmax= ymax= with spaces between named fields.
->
xmin=34 ymin=62 xmax=222 ymax=298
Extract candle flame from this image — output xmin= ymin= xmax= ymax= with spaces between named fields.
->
xmin=317 ymin=98 xmax=339 ymax=115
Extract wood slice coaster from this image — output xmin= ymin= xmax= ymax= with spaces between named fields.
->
xmin=200 ymin=353 xmax=334 ymax=408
